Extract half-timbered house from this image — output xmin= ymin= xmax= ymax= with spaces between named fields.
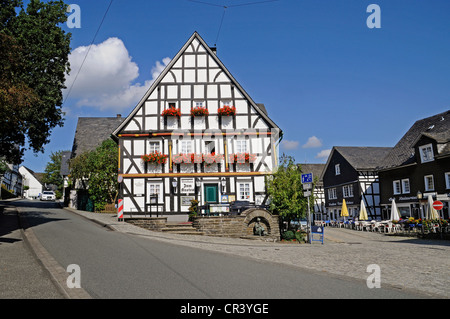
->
xmin=378 ymin=110 xmax=450 ymax=220
xmin=112 ymin=32 xmax=282 ymax=220
xmin=321 ymin=146 xmax=392 ymax=221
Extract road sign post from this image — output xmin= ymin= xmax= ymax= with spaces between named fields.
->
xmin=301 ymin=173 xmax=313 ymax=244
xmin=433 ymin=201 xmax=443 ymax=211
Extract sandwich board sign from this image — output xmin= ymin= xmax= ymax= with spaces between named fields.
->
xmin=311 ymin=225 xmax=324 ymax=244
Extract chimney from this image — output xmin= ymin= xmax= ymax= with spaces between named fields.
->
xmin=210 ymin=47 xmax=217 ymax=55
xmin=116 ymin=114 xmax=121 ymax=118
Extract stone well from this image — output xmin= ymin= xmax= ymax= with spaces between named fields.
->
xmin=192 ymin=208 xmax=280 ymax=240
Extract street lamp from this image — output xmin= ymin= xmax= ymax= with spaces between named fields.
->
xmin=172 ymin=178 xmax=178 ymax=193
xmin=221 ymin=177 xmax=226 ymax=193
xmin=416 ymin=190 xmax=422 ymax=200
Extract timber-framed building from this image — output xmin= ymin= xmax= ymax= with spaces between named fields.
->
xmin=112 ymin=32 xmax=282 ymax=219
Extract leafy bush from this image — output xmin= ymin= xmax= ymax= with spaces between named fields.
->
xmin=282 ymin=230 xmax=295 ymax=240
xmin=295 ymin=230 xmax=305 ymax=242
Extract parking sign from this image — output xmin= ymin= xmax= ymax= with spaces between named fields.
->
xmin=301 ymin=173 xmax=313 ymax=184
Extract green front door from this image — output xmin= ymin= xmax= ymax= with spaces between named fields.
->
xmin=204 ymin=184 xmax=218 ymax=204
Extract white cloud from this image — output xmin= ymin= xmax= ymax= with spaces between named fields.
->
xmin=302 ymin=136 xmax=322 ymax=148
xmin=281 ymin=140 xmax=299 ymax=150
xmin=316 ymin=149 xmax=331 ymax=159
xmin=64 ymin=37 xmax=170 ymax=112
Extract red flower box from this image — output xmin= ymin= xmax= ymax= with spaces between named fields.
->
xmin=229 ymin=153 xmax=257 ymax=164
xmin=161 ymin=107 xmax=181 ymax=117
xmin=217 ymin=105 xmax=236 ymax=116
xmin=141 ymin=152 xmax=168 ymax=164
xmin=190 ymin=107 xmax=209 ymax=116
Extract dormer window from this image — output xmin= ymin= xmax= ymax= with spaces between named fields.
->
xmin=335 ymin=164 xmax=340 ymax=175
xmin=419 ymin=144 xmax=434 ymax=163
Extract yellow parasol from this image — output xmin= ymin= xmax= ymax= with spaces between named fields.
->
xmin=341 ymin=199 xmax=349 ymax=218
xmin=359 ymin=199 xmax=368 ymax=221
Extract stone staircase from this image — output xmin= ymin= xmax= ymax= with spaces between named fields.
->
xmin=161 ymin=222 xmax=204 ymax=235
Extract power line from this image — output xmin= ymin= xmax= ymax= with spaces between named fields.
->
xmin=63 ymin=0 xmax=114 ymax=106
xmin=188 ymin=0 xmax=279 ymax=47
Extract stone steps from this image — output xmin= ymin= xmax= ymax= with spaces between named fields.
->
xmin=161 ymin=223 xmax=204 ymax=235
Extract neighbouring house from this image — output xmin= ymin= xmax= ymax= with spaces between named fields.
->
xmin=299 ymin=163 xmax=325 ymax=221
xmin=19 ymin=166 xmax=44 ymax=199
xmin=378 ymin=110 xmax=450 ymax=220
xmin=68 ymin=115 xmax=125 ymax=210
xmin=2 ymin=163 xmax=23 ymax=196
xmin=321 ymin=146 xmax=392 ymax=221
xmin=112 ymin=32 xmax=282 ymax=220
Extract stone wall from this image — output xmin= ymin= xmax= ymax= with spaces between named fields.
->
xmin=192 ymin=208 xmax=280 ymax=240
xmin=126 ymin=217 xmax=167 ymax=231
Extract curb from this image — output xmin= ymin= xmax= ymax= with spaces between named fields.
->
xmin=16 ymin=207 xmax=92 ymax=299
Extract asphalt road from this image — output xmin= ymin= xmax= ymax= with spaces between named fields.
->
xmin=14 ymin=200 xmax=425 ymax=299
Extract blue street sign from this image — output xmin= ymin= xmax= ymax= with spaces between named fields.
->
xmin=301 ymin=173 xmax=313 ymax=184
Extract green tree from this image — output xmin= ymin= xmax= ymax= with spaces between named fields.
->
xmin=42 ymin=150 xmax=66 ymax=198
xmin=0 ymin=0 xmax=71 ymax=164
xmin=265 ymin=154 xmax=313 ymax=228
xmin=70 ymin=140 xmax=119 ymax=211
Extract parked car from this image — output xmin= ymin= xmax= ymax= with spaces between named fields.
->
xmin=40 ymin=191 xmax=56 ymax=201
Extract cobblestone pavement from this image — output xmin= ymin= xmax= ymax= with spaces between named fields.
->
xmin=68 ymin=209 xmax=450 ymax=298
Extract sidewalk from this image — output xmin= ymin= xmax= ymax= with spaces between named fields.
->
xmin=0 ymin=201 xmax=64 ymax=299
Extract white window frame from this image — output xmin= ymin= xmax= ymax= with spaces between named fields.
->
xmin=237 ymin=181 xmax=252 ymax=201
xmin=147 ymin=182 xmax=163 ymax=203
xmin=419 ymin=144 xmax=434 ymax=163
xmin=328 ymin=188 xmax=337 ymax=200
xmin=393 ymin=180 xmax=401 ymax=195
xmin=342 ymin=185 xmax=352 ymax=198
xmin=147 ymin=140 xmax=161 ymax=153
xmin=424 ymin=175 xmax=434 ymax=191
xmin=401 ymin=179 xmax=410 ymax=194
xmin=179 ymin=140 xmax=193 ymax=154
xmin=195 ymin=101 xmax=204 ymax=108
xmin=235 ymin=140 xmax=248 ymax=153
xmin=445 ymin=172 xmax=450 ymax=189
xmin=221 ymin=100 xmax=232 ymax=107
xmin=335 ymin=164 xmax=340 ymax=175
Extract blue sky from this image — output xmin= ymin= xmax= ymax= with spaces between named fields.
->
xmin=22 ymin=0 xmax=450 ymax=172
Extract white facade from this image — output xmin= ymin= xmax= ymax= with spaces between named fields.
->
xmin=19 ymin=166 xmax=43 ymax=199
xmin=113 ymin=32 xmax=281 ymax=219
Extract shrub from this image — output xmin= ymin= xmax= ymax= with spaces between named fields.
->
xmin=295 ymin=230 xmax=305 ymax=242
xmin=282 ymin=230 xmax=295 ymax=240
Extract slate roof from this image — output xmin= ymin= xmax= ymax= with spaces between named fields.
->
xmin=333 ymin=146 xmax=392 ymax=171
xmin=71 ymin=117 xmax=124 ymax=158
xmin=378 ymin=110 xmax=450 ymax=170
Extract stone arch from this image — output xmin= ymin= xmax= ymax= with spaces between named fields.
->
xmin=240 ymin=208 xmax=280 ymax=239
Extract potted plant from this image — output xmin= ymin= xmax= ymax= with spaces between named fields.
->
xmin=141 ymin=152 xmax=168 ymax=164
xmin=229 ymin=153 xmax=257 ymax=164
xmin=190 ymin=106 xmax=209 ymax=117
xmin=161 ymin=106 xmax=181 ymax=117
xmin=217 ymin=105 xmax=236 ymax=116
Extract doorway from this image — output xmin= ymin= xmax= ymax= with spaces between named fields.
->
xmin=204 ymin=184 xmax=219 ymax=204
